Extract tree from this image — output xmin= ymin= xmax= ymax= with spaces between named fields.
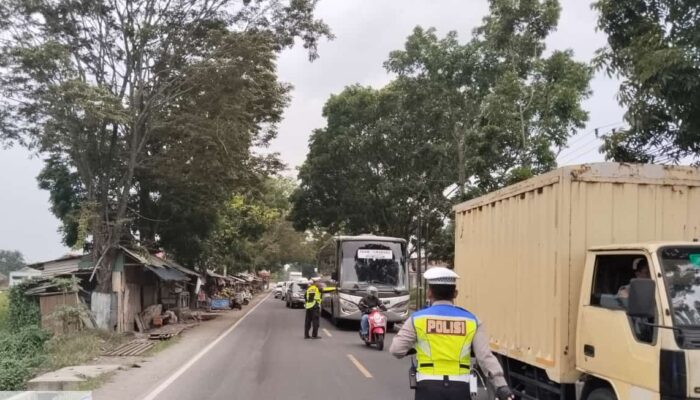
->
xmin=594 ymin=0 xmax=700 ymax=163
xmin=289 ymin=85 xmax=450 ymax=241
xmin=0 ymin=0 xmax=331 ymax=290
xmin=0 ymin=250 xmax=25 ymax=276
xmin=291 ymin=0 xmax=592 ymax=253
xmin=204 ymin=177 xmax=315 ymax=274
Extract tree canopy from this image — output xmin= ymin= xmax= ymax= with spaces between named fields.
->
xmin=291 ymin=0 xmax=592 ymax=262
xmin=0 ymin=0 xmax=331 ymax=287
xmin=594 ymin=0 xmax=700 ymax=163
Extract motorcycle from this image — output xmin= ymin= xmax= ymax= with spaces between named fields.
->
xmin=360 ymin=306 xmax=387 ymax=351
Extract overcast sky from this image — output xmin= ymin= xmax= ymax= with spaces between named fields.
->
xmin=0 ymin=0 xmax=623 ymax=262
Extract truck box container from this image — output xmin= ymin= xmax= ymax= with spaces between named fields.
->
xmin=453 ymin=163 xmax=700 ymax=383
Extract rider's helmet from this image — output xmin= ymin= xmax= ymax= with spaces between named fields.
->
xmin=367 ymin=286 xmax=378 ymax=297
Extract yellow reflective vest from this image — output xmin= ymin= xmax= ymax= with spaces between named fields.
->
xmin=305 ymin=284 xmax=322 ymax=309
xmin=411 ymin=304 xmax=478 ymax=376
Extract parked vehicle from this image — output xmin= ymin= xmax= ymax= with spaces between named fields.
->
xmin=454 ymin=163 xmax=700 ymax=400
xmin=286 ymin=281 xmax=308 ymax=308
xmin=318 ymin=235 xmax=409 ymax=326
xmin=359 ymin=307 xmax=387 ymax=351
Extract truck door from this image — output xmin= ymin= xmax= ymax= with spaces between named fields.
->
xmin=577 ymin=252 xmax=660 ymax=399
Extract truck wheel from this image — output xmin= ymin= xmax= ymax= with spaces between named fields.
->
xmin=587 ymin=388 xmax=617 ymax=400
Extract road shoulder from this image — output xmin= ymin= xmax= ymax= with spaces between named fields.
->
xmin=93 ymin=293 xmax=269 ymax=400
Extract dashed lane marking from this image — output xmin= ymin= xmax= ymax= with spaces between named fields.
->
xmin=347 ymin=354 xmax=373 ymax=378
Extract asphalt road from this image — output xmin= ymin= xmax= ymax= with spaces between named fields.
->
xmin=144 ymin=294 xmax=415 ymax=400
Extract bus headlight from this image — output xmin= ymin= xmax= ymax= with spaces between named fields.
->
xmin=340 ymin=299 xmax=358 ymax=313
xmin=392 ymin=300 xmax=409 ymax=311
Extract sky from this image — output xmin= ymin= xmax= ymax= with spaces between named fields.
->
xmin=0 ymin=0 xmax=623 ymax=263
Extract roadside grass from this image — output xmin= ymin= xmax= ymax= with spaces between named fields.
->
xmin=42 ymin=330 xmax=128 ymax=371
xmin=145 ymin=336 xmax=181 ymax=356
xmin=75 ymin=371 xmax=116 ymax=391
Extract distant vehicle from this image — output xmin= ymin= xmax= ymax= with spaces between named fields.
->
xmin=273 ymin=282 xmax=285 ymax=298
xmin=286 ymin=281 xmax=308 ymax=308
xmin=319 ymin=235 xmax=409 ymax=326
xmin=287 ymin=270 xmax=302 ymax=281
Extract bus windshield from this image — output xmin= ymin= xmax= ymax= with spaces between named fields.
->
xmin=658 ymin=246 xmax=700 ymax=327
xmin=340 ymin=241 xmax=406 ymax=290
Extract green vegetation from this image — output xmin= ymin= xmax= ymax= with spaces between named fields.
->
xmin=0 ymin=283 xmax=49 ymax=390
xmin=594 ymin=0 xmax=700 ymax=163
xmin=0 ymin=0 xmax=332 ymax=290
xmin=290 ymin=0 xmax=592 ymax=255
xmin=42 ymin=330 xmax=126 ymax=371
xmin=0 ymin=291 xmax=7 ymax=330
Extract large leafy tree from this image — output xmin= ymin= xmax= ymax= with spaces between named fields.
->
xmin=0 ymin=0 xmax=330 ymax=290
xmin=291 ymin=0 xmax=591 ymax=256
xmin=289 ymin=85 xmax=450 ymax=241
xmin=594 ymin=0 xmax=700 ymax=163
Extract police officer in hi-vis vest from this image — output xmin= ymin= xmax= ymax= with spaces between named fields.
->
xmin=304 ymin=277 xmax=322 ymax=339
xmin=390 ymin=267 xmax=514 ymax=400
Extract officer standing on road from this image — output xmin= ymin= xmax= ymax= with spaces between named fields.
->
xmin=304 ymin=277 xmax=322 ymax=339
xmin=390 ymin=267 xmax=514 ymax=400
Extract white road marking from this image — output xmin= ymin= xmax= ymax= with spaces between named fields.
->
xmin=140 ymin=293 xmax=271 ymax=400
xmin=322 ymin=328 xmax=332 ymax=337
xmin=347 ymin=354 xmax=373 ymax=378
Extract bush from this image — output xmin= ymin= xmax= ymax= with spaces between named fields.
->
xmin=0 ymin=358 xmax=35 ymax=391
xmin=7 ymin=282 xmax=40 ymax=331
xmin=0 ymin=291 xmax=8 ymax=330
xmin=0 ymin=326 xmax=49 ymax=390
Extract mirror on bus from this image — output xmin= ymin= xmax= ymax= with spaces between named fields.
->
xmin=626 ymin=278 xmax=656 ymax=319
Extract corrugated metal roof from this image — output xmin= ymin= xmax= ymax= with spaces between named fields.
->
xmin=164 ymin=260 xmax=199 ymax=277
xmin=145 ymin=265 xmax=188 ymax=282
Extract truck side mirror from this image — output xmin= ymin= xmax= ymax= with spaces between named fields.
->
xmin=626 ymin=279 xmax=656 ymax=319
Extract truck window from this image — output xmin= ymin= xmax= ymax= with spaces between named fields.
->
xmin=590 ymin=254 xmax=655 ymax=344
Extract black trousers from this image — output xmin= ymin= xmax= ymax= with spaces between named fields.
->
xmin=415 ymin=380 xmax=469 ymax=400
xmin=304 ymin=307 xmax=320 ymax=338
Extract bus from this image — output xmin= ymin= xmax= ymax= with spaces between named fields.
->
xmin=319 ymin=235 xmax=410 ymax=326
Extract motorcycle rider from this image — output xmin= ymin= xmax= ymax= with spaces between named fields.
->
xmin=359 ymin=285 xmax=386 ymax=339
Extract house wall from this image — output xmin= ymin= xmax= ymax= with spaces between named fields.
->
xmin=40 ymin=292 xmax=79 ymax=335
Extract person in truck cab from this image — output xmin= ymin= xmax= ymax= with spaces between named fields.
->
xmin=617 ymin=258 xmax=651 ymax=298
xmin=359 ymin=286 xmax=386 ymax=339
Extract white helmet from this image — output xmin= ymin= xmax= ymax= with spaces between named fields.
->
xmin=367 ymin=286 xmax=378 ymax=297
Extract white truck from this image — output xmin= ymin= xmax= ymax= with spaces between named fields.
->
xmin=454 ymin=163 xmax=700 ymax=400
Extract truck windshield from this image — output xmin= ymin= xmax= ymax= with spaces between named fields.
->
xmin=340 ymin=241 xmax=406 ymax=290
xmin=659 ymin=246 xmax=700 ymax=327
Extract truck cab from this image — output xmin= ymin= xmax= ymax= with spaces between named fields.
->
xmin=577 ymin=243 xmax=700 ymax=399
